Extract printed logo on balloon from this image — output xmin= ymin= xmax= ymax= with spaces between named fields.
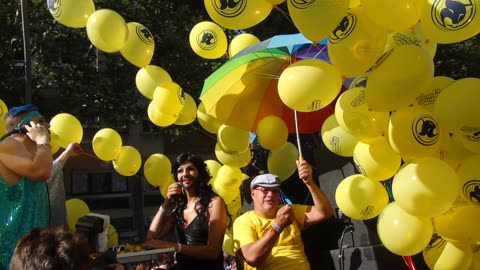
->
xmin=290 ymin=0 xmax=315 ymax=9
xmin=136 ymin=25 xmax=154 ymax=45
xmin=413 ymin=115 xmax=440 ymax=146
xmin=197 ymin=29 xmax=219 ymax=52
xmin=461 ymin=126 xmax=480 ymax=142
xmin=210 ymin=0 xmax=247 ymax=17
xmin=431 ymin=0 xmax=476 ymax=31
xmin=462 ymin=180 xmax=480 ymax=206
xmin=47 ymin=0 xmax=61 ymax=17
xmin=329 ymin=12 xmax=357 ymax=44
xmin=366 ymin=49 xmax=393 ymax=73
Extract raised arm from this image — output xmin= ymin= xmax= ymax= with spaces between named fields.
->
xmin=296 ymin=159 xmax=333 ymax=228
xmin=0 ymin=124 xmax=53 ymax=185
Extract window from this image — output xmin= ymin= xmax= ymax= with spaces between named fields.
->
xmin=71 ymin=171 xmax=128 ymax=195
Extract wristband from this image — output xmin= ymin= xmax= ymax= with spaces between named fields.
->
xmin=272 ymin=222 xmax=283 ymax=233
xmin=37 ymin=143 xmax=51 ymax=149
xmin=177 ymin=242 xmax=182 ymax=253
xmin=158 ymin=205 xmax=165 ymax=215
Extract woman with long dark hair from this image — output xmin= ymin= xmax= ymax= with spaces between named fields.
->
xmin=142 ymin=152 xmax=228 ymax=270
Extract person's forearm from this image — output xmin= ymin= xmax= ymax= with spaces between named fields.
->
xmin=306 ymin=182 xmax=333 ymax=220
xmin=54 ymin=150 xmax=71 ymax=167
xmin=30 ymin=144 xmax=53 ymax=180
xmin=240 ymin=227 xmax=280 ymax=267
xmin=147 ymin=200 xmax=173 ymax=240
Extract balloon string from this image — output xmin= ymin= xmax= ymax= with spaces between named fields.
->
xmin=273 ymin=5 xmax=295 ymax=28
xmin=81 ymin=151 xmax=101 ymax=160
xmin=294 ymin=110 xmax=303 ymax=159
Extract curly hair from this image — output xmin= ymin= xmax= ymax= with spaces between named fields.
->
xmin=9 ymin=227 xmax=91 ymax=270
xmin=171 ymin=152 xmax=216 ymax=226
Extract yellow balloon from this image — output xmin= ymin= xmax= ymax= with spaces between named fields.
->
xmin=434 ymin=197 xmax=480 ymax=243
xmin=414 ymin=76 xmax=454 ymax=113
xmin=472 ymin=243 xmax=480 ymax=270
xmin=223 ymin=231 xmax=235 ymax=256
xmin=362 ymin=0 xmax=420 ymax=32
xmin=47 ymin=0 xmax=95 ymax=28
xmin=423 ymin=234 xmax=447 ymax=269
xmin=384 ymin=23 xmax=438 ymax=59
xmin=189 ymin=21 xmax=227 ymax=59
xmin=365 ymin=45 xmax=434 ymax=112
xmin=321 ymin=114 xmax=360 ymax=157
xmin=228 ymin=33 xmax=260 ymax=58
xmin=278 ymin=59 xmax=342 ymax=112
xmin=147 ymin=101 xmax=178 ymax=127
xmin=0 ymin=121 xmax=5 ymax=139
xmin=213 ymin=181 xmax=239 ymax=204
xmin=266 ymin=0 xmax=285 ymax=5
xmin=256 ymin=116 xmax=288 ymax=151
xmin=175 ymin=93 xmax=197 ymax=126
xmin=204 ymin=0 xmax=272 ymax=30
xmin=160 ymin=175 xmax=175 ymax=198
xmin=434 ymin=78 xmax=480 ymax=154
xmin=457 ymin=155 xmax=480 ymax=207
xmin=388 ymin=106 xmax=442 ymax=158
xmin=135 ymin=65 xmax=172 ymax=100
xmin=49 ymin=132 xmax=60 ymax=155
xmin=430 ymin=132 xmax=473 ymax=171
xmin=353 ymin=136 xmax=402 ymax=181
xmin=288 ymin=0 xmax=349 ymax=42
xmin=65 ymin=198 xmax=90 ymax=230
xmin=152 ymin=82 xmax=185 ymax=115
xmin=217 ymin=124 xmax=250 ymax=153
xmin=0 ymin=99 xmax=8 ymax=119
xmin=434 ymin=241 xmax=473 ymax=270
xmin=335 ymin=87 xmax=389 ymax=140
xmin=113 ymin=146 xmax=142 ymax=176
xmin=107 ymin=224 xmax=119 ymax=248
xmin=197 ymin=102 xmax=223 ymax=134
xmin=420 ymin=0 xmax=480 ymax=44
xmin=267 ymin=142 xmax=299 ymax=181
xmin=205 ymin=159 xmax=222 ymax=184
xmin=215 ymin=143 xmax=251 ymax=168
xmin=143 ymin=153 xmax=172 ymax=187
xmin=86 ymin=9 xmax=128 ymax=53
xmin=328 ymin=6 xmax=387 ymax=78
xmin=393 ymin=157 xmax=460 ymax=217
xmin=335 ymin=174 xmax=389 ymax=220
xmin=49 ymin=113 xmax=83 ymax=148
xmin=92 ymin=128 xmax=122 ymax=161
xmin=215 ymin=164 xmax=243 ymax=188
xmin=120 ymin=22 xmax=155 ymax=68
xmin=377 ymin=202 xmax=433 ymax=256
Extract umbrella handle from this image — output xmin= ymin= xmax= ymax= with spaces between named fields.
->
xmin=294 ymin=110 xmax=303 ymax=160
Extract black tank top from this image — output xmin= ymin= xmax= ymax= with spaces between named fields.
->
xmin=174 ymin=215 xmax=224 ymax=270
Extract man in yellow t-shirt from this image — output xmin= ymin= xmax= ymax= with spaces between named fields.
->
xmin=233 ymin=159 xmax=333 ymax=270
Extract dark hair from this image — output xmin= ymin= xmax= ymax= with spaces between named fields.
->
xmin=171 ymin=152 xmax=215 ymax=225
xmin=10 ymin=227 xmax=91 ymax=270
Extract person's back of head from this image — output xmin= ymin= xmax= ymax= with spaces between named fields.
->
xmin=10 ymin=226 xmax=91 ymax=270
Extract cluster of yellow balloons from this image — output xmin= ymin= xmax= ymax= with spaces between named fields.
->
xmin=48 ymin=0 xmax=155 ymax=67
xmin=92 ymin=128 xmax=142 ymax=177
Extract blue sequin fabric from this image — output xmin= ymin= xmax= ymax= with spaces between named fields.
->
xmin=0 ymin=177 xmax=48 ymax=270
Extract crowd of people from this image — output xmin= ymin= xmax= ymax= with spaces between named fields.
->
xmin=0 ymin=104 xmax=333 ymax=270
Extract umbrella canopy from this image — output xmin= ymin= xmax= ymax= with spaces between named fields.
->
xmin=200 ymin=34 xmax=337 ymax=134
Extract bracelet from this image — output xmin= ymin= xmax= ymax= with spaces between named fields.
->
xmin=158 ymin=205 xmax=165 ymax=216
xmin=36 ymin=143 xmax=51 ymax=149
xmin=272 ymin=222 xmax=283 ymax=233
xmin=177 ymin=242 xmax=182 ymax=253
